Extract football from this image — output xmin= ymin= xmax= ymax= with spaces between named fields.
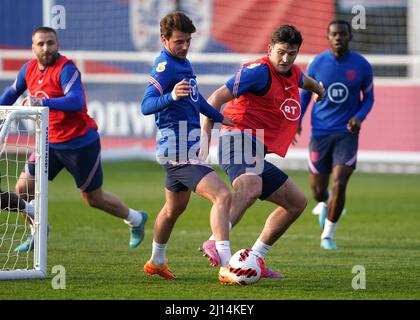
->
xmin=227 ymin=249 xmax=265 ymax=285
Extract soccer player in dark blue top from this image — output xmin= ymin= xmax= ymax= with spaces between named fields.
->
xmin=141 ymin=12 xmax=236 ymax=283
xmin=298 ymin=20 xmax=374 ymax=250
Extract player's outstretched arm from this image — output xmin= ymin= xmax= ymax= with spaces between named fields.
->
xmin=301 ymin=75 xmax=325 ymax=102
xmin=0 ymin=87 xmax=23 ymax=106
xmin=0 ymin=63 xmax=29 ymax=106
xmin=141 ymin=78 xmax=190 ymax=115
xmin=292 ymin=125 xmax=302 ymax=146
xmin=207 ymin=85 xmax=234 ymax=111
xmin=199 ymin=85 xmax=234 ymax=160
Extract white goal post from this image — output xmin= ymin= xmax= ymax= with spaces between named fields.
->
xmin=0 ymin=106 xmax=49 ymax=280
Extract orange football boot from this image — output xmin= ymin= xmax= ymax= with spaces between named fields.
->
xmin=218 ymin=267 xmax=238 ymax=285
xmin=144 ymin=260 xmax=176 ymax=280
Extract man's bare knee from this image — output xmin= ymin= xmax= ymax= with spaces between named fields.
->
xmin=234 ymin=176 xmax=261 ymax=203
xmin=296 ymin=193 xmax=308 ymax=214
xmin=289 ymin=192 xmax=308 ymax=217
xmin=215 ymin=189 xmax=232 ymax=207
xmin=312 ymin=188 xmax=328 ymax=202
xmin=165 ymin=203 xmax=187 ymax=219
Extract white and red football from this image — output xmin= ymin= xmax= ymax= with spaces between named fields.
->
xmin=227 ymin=248 xmax=265 ymax=285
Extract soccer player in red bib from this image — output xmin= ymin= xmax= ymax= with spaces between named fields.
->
xmin=199 ymin=25 xmax=325 ymax=278
xmin=0 ymin=27 xmax=148 ymax=253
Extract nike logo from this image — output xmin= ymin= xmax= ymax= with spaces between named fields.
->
xmin=285 ymin=85 xmax=294 ymax=90
xmin=38 ymin=79 xmax=43 ymax=84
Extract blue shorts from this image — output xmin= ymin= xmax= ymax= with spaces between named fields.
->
xmin=162 ymin=161 xmax=214 ymax=192
xmin=218 ymin=133 xmax=288 ymax=200
xmin=308 ymin=132 xmax=359 ymax=174
xmin=26 ymin=139 xmax=103 ymax=192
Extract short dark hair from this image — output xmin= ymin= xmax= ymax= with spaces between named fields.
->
xmin=32 ymin=26 xmax=57 ymax=37
xmin=160 ymin=11 xmax=196 ymax=39
xmin=271 ymin=24 xmax=303 ymax=48
xmin=328 ymin=20 xmax=352 ymax=35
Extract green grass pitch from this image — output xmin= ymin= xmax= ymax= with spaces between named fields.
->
xmin=0 ymin=160 xmax=419 ymax=300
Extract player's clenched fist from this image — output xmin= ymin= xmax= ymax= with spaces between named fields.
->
xmin=171 ymin=79 xmax=191 ymax=101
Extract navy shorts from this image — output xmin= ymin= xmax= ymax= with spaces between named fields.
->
xmin=308 ymin=132 xmax=359 ymax=174
xmin=218 ymin=133 xmax=288 ymax=200
xmin=162 ymin=161 xmax=214 ymax=192
xmin=26 ymin=139 xmax=103 ymax=192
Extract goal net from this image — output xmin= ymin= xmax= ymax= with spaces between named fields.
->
xmin=0 ymin=106 xmax=49 ymax=280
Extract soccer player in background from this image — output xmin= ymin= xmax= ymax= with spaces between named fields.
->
xmin=0 ymin=187 xmax=34 ymax=238
xmin=297 ymin=20 xmax=374 ymax=250
xmin=0 ymin=27 xmax=148 ymax=253
xmin=141 ymin=11 xmax=235 ymax=283
xmin=199 ymin=25 xmax=325 ymax=279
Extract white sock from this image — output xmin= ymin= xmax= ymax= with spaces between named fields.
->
xmin=24 ymin=200 xmax=35 ymax=220
xmin=321 ymin=219 xmax=337 ymax=239
xmin=251 ymin=238 xmax=271 ymax=259
xmin=215 ymin=240 xmax=231 ymax=267
xmin=151 ymin=240 xmax=167 ymax=266
xmin=209 ymin=222 xmax=232 ymax=241
xmin=124 ymin=208 xmax=143 ymax=227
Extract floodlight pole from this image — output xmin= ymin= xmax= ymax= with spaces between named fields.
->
xmin=42 ymin=0 xmax=55 ymax=27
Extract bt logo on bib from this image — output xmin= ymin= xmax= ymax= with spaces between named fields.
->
xmin=327 ymin=82 xmax=349 ymax=103
xmin=280 ymin=98 xmax=301 ymax=121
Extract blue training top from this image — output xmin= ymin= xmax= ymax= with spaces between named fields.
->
xmin=141 ymin=48 xmax=224 ymax=162
xmin=225 ymin=63 xmax=304 ymax=98
xmin=300 ymin=50 xmax=374 ymax=138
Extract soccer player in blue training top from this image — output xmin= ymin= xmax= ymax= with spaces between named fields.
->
xmin=0 ymin=27 xmax=148 ymax=253
xmin=141 ymin=11 xmax=236 ymax=283
xmin=297 ymin=20 xmax=374 ymax=250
